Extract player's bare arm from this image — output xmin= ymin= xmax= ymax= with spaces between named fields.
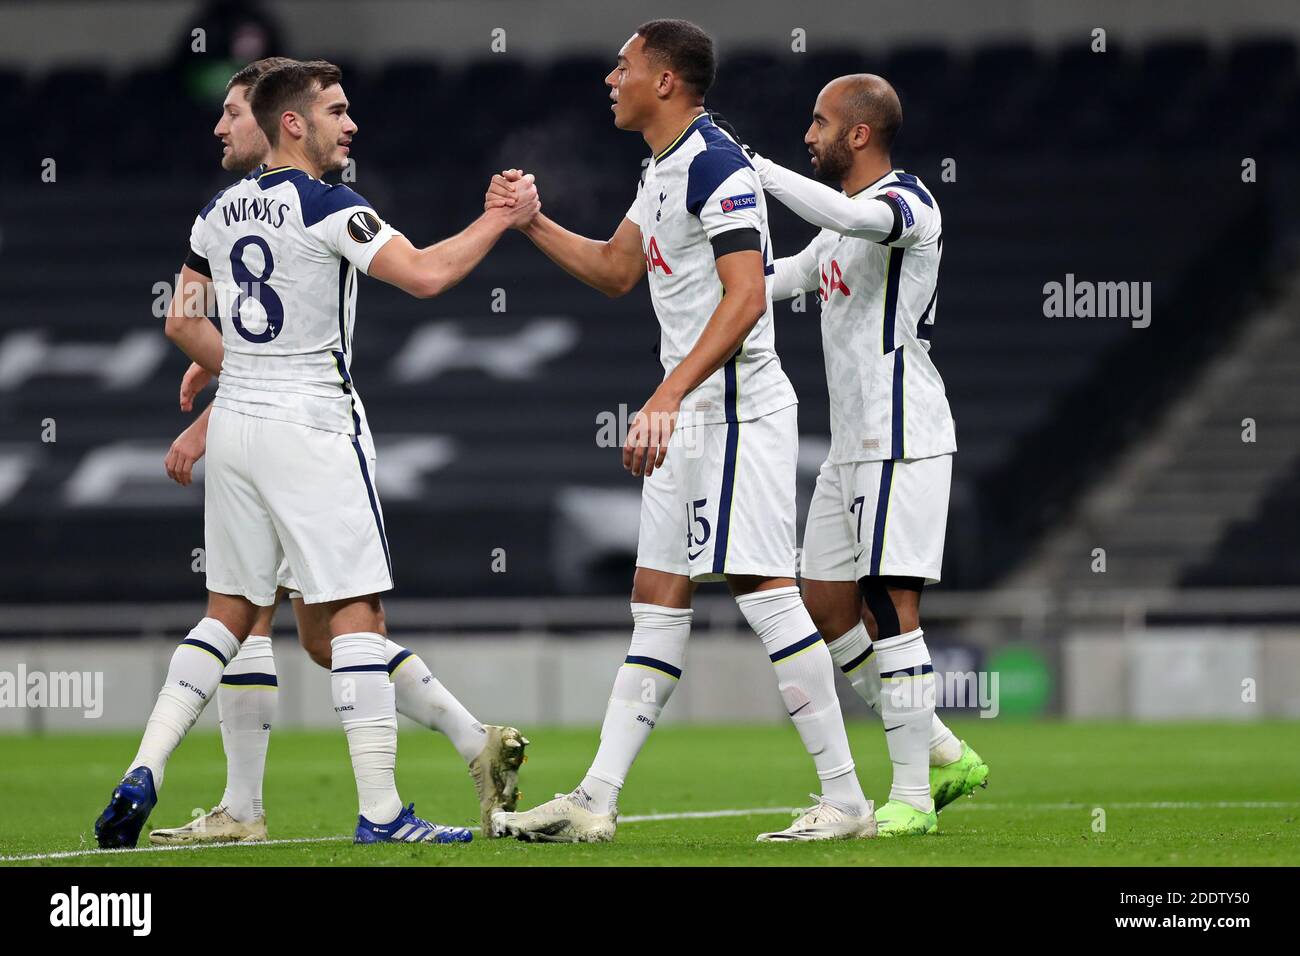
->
xmin=159 ymin=328 xmax=221 ymax=485
xmin=624 ymin=247 xmax=767 ymax=479
xmin=164 ymin=362 xmax=217 ymax=484
xmin=163 ymin=265 xmax=223 ymax=375
xmin=487 ymin=170 xmax=644 ymax=298
xmin=165 ymin=407 xmax=209 ymax=487
xmin=367 ymin=186 xmax=539 ymax=299
xmin=180 ymin=361 xmax=214 ymax=412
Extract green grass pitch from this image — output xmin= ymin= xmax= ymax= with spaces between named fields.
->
xmin=2 ymin=720 xmax=1297 ymax=866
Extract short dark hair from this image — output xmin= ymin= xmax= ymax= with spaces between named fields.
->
xmin=250 ymin=60 xmax=343 ymax=145
xmin=635 ymin=19 xmax=715 ymax=99
xmin=226 ymin=56 xmax=299 ymax=96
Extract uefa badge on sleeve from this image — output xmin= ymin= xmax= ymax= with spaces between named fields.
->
xmin=347 ymin=211 xmax=381 ymax=243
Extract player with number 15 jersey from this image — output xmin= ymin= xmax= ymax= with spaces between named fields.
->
xmin=488 ymin=20 xmax=875 ymax=846
xmin=627 ymin=110 xmax=800 ymax=583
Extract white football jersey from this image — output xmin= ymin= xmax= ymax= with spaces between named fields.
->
xmin=772 ymin=170 xmax=955 ymax=463
xmin=186 ymin=164 xmax=400 ymax=437
xmin=626 ymin=113 xmax=797 ymax=426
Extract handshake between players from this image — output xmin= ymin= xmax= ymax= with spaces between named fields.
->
xmin=121 ymin=16 xmax=986 ymax=850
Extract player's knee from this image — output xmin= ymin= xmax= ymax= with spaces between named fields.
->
xmin=204 ymin=592 xmax=260 ymax=641
xmin=859 ymin=578 xmax=902 ymax=639
xmin=802 ymin=585 xmax=859 ymax=641
xmin=808 ymin=602 xmax=855 ymax=642
xmin=298 ymin=626 xmax=332 ymax=669
xmin=251 ymin=607 xmax=275 ymax=639
xmin=630 ymin=568 xmax=692 ymax=608
xmin=859 ymin=576 xmax=923 ymax=639
xmin=884 ymin=575 xmax=923 ymax=632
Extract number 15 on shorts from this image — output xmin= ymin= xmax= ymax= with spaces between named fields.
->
xmin=686 ymin=498 xmax=711 ymax=561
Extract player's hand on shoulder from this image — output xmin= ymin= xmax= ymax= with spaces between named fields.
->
xmin=708 ymin=110 xmax=756 ymax=158
xmin=179 ymin=362 xmax=214 ymax=412
xmin=165 ymin=419 xmax=206 ymax=487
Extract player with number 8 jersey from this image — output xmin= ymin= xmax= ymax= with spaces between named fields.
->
xmin=189 ymin=169 xmax=395 ymax=436
xmin=187 ymin=161 xmax=401 ymax=603
xmin=94 ymin=58 xmax=540 ymax=849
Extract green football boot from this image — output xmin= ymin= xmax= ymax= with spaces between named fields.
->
xmin=930 ymin=740 xmax=989 ymax=811
xmin=875 ymin=799 xmax=939 ymax=837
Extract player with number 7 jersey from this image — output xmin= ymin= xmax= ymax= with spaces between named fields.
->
xmin=751 ymin=74 xmax=988 ymax=837
xmin=94 ymin=59 xmax=540 ymax=849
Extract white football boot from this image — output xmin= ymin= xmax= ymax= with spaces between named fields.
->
xmin=491 ymin=790 xmax=616 ymax=843
xmin=148 ymin=806 xmax=268 ymax=845
xmin=756 ymin=796 xmax=877 ymax=842
xmin=468 ymin=724 xmax=529 ymax=836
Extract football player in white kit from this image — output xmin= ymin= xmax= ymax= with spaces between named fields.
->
xmin=486 ymin=20 xmax=876 ymax=843
xmin=747 ymin=74 xmax=989 ymax=835
xmin=94 ymin=60 xmax=540 ymax=847
xmin=145 ymin=58 xmax=528 ymax=847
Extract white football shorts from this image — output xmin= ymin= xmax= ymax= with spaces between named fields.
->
xmin=275 ymin=429 xmax=377 ymax=601
xmin=204 ymin=407 xmax=393 ymax=606
xmin=800 ymin=453 xmax=952 ymax=584
xmin=636 ymin=403 xmax=798 ymax=582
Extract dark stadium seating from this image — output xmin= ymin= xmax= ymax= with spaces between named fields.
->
xmin=2 ymin=38 xmax=1297 ymax=600
xmin=1183 ymin=457 xmax=1300 ymax=588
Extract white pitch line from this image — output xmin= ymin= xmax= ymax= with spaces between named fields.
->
xmin=620 ymin=806 xmax=797 ymax=823
xmin=0 ymin=835 xmax=349 ymax=863
xmin=4 ymin=800 xmax=1295 ymax=863
xmin=943 ymin=800 xmax=1300 ymax=811
xmin=0 ymin=806 xmax=801 ymax=864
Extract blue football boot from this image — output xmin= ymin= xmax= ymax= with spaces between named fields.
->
xmin=94 ymin=766 xmax=158 ymax=848
xmin=354 ymin=803 xmax=473 ymax=844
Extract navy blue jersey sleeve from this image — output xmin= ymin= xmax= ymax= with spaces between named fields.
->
xmin=686 ymin=147 xmax=763 ymax=240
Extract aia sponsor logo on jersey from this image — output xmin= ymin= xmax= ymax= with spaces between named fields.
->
xmin=819 ymin=259 xmax=851 ymax=300
xmin=645 ymin=235 xmax=673 ymax=275
xmin=719 ymin=192 xmax=757 ymax=213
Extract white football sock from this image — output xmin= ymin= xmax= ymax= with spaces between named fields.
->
xmin=930 ymin=719 xmax=963 ymax=766
xmin=332 ymin=632 xmax=401 ymax=824
xmin=829 ymin=620 xmax=961 ymax=766
xmin=216 ymin=634 xmax=277 ymax=822
xmin=130 ymin=617 xmax=241 ymax=789
xmin=385 ymin=641 xmax=487 ymax=764
xmin=827 ymin=621 xmax=881 ymax=718
xmin=875 ymin=627 xmax=937 ymax=812
xmin=580 ymin=603 xmax=691 ymax=815
xmin=738 ymin=586 xmax=868 ymax=814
